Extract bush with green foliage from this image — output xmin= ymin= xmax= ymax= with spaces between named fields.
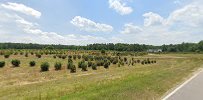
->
xmin=62 ymin=55 xmax=67 ymax=59
xmin=96 ymin=60 xmax=104 ymax=66
xmin=77 ymin=55 xmax=81 ymax=59
xmin=137 ymin=60 xmax=140 ymax=63
xmin=29 ymin=61 xmax=36 ymax=67
xmin=112 ymin=58 xmax=118 ymax=64
xmin=141 ymin=61 xmax=145 ymax=65
xmin=101 ymin=49 xmax=105 ymax=54
xmin=124 ymin=57 xmax=127 ymax=62
xmin=104 ymin=62 xmax=109 ymax=69
xmin=68 ymin=58 xmax=73 ymax=63
xmin=36 ymin=54 xmax=41 ymax=58
xmin=53 ymin=55 xmax=56 ymax=58
xmin=11 ymin=59 xmax=20 ymax=67
xmin=14 ymin=52 xmax=18 ymax=55
xmin=40 ymin=62 xmax=49 ymax=72
xmin=20 ymin=52 xmax=24 ymax=55
xmin=58 ymin=55 xmax=62 ymax=58
xmin=81 ymin=62 xmax=88 ymax=71
xmin=78 ymin=60 xmax=84 ymax=68
xmin=73 ymin=55 xmax=77 ymax=60
xmin=4 ymin=54 xmax=10 ymax=58
xmin=70 ymin=65 xmax=76 ymax=73
xmin=92 ymin=63 xmax=97 ymax=70
xmin=68 ymin=55 xmax=72 ymax=59
xmin=67 ymin=62 xmax=74 ymax=69
xmin=0 ymin=61 xmax=5 ymax=68
xmin=25 ymin=53 xmax=28 ymax=57
xmin=88 ymin=61 xmax=93 ymax=67
xmin=55 ymin=62 xmax=62 ymax=70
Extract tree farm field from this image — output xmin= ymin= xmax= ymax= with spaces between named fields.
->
xmin=0 ymin=51 xmax=203 ymax=100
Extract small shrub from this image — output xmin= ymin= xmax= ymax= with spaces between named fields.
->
xmin=119 ymin=61 xmax=124 ymax=66
xmin=81 ymin=62 xmax=88 ymax=71
xmin=112 ymin=59 xmax=118 ymax=64
xmin=25 ymin=53 xmax=28 ymax=57
xmin=137 ymin=60 xmax=140 ymax=63
xmin=62 ymin=55 xmax=67 ymax=59
xmin=141 ymin=61 xmax=145 ymax=65
xmin=77 ymin=55 xmax=81 ymax=59
xmin=20 ymin=52 xmax=24 ymax=55
xmin=88 ymin=61 xmax=93 ymax=67
xmin=101 ymin=49 xmax=105 ymax=54
xmin=11 ymin=59 xmax=20 ymax=67
xmin=36 ymin=54 xmax=41 ymax=58
xmin=92 ymin=63 xmax=97 ymax=70
xmin=73 ymin=55 xmax=77 ymax=60
xmin=118 ymin=63 xmax=120 ymax=67
xmin=53 ymin=55 xmax=56 ymax=58
xmin=145 ymin=61 xmax=148 ymax=64
xmin=67 ymin=62 xmax=73 ymax=69
xmin=70 ymin=65 xmax=76 ymax=73
xmin=68 ymin=58 xmax=73 ymax=63
xmin=68 ymin=55 xmax=72 ymax=59
xmin=58 ymin=55 xmax=62 ymax=58
xmin=124 ymin=57 xmax=127 ymax=62
xmin=40 ymin=62 xmax=49 ymax=72
xmin=131 ymin=62 xmax=134 ymax=66
xmin=55 ymin=62 xmax=62 ymax=70
xmin=0 ymin=61 xmax=5 ymax=68
xmin=29 ymin=61 xmax=36 ymax=67
xmin=14 ymin=52 xmax=18 ymax=55
xmin=104 ymin=63 xmax=109 ymax=69
xmin=78 ymin=61 xmax=84 ymax=68
xmin=4 ymin=54 xmax=10 ymax=58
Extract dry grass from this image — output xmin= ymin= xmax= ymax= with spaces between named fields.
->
xmin=0 ymin=53 xmax=203 ymax=100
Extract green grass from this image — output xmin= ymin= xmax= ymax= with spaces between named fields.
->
xmin=0 ymin=54 xmax=202 ymax=100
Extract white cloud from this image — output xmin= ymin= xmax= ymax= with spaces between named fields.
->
xmin=1 ymin=2 xmax=41 ymax=18
xmin=120 ymin=23 xmax=142 ymax=34
xmin=143 ymin=12 xmax=165 ymax=27
xmin=166 ymin=4 xmax=203 ymax=27
xmin=0 ymin=3 xmax=108 ymax=45
xmin=120 ymin=0 xmax=203 ymax=45
xmin=70 ymin=16 xmax=113 ymax=32
xmin=109 ymin=0 xmax=133 ymax=15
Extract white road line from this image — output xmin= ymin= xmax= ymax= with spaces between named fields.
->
xmin=162 ymin=69 xmax=203 ymax=100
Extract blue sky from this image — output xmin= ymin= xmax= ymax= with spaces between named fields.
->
xmin=0 ymin=0 xmax=202 ymax=45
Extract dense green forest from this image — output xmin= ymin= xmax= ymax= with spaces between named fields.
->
xmin=0 ymin=40 xmax=203 ymax=52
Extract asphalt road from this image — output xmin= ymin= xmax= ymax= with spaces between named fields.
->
xmin=163 ymin=69 xmax=203 ymax=100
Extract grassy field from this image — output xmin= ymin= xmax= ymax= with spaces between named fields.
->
xmin=0 ymin=53 xmax=203 ymax=100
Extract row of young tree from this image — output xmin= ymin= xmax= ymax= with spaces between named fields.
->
xmin=0 ymin=54 xmax=157 ymax=73
xmin=0 ymin=40 xmax=203 ymax=52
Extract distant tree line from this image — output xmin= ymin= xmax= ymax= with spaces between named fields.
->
xmin=0 ymin=40 xmax=203 ymax=52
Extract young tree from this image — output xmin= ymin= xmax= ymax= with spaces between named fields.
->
xmin=40 ymin=62 xmax=49 ymax=72
xmin=92 ymin=63 xmax=97 ymax=70
xmin=0 ymin=61 xmax=5 ymax=68
xmin=29 ymin=61 xmax=36 ymax=67
xmin=11 ymin=59 xmax=21 ymax=67
xmin=55 ymin=62 xmax=62 ymax=70
xmin=81 ymin=62 xmax=88 ymax=71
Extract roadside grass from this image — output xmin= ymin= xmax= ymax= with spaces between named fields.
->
xmin=0 ymin=54 xmax=202 ymax=100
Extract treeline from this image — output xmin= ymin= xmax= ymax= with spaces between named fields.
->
xmin=0 ymin=40 xmax=203 ymax=52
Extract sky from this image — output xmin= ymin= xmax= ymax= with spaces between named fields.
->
xmin=0 ymin=0 xmax=203 ymax=45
